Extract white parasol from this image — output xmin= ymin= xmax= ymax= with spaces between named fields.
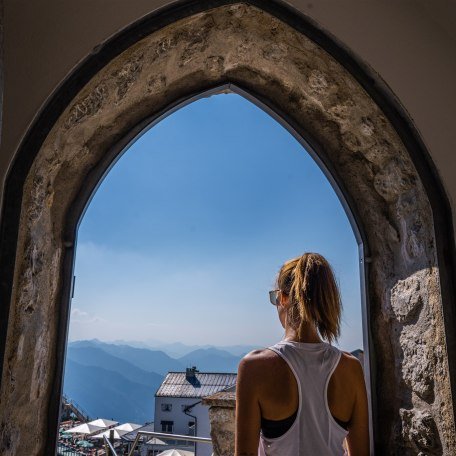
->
xmin=88 ymin=418 xmax=118 ymax=428
xmin=65 ymin=423 xmax=105 ymax=435
xmin=155 ymin=450 xmax=195 ymax=456
xmin=114 ymin=422 xmax=142 ymax=432
xmin=90 ymin=428 xmax=124 ymax=440
xmin=145 ymin=437 xmax=167 ymax=445
xmin=91 ymin=422 xmax=142 ymax=440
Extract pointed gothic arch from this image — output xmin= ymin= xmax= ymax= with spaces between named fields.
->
xmin=0 ymin=2 xmax=455 ymax=454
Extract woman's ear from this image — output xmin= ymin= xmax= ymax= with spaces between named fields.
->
xmin=280 ymin=291 xmax=290 ymax=308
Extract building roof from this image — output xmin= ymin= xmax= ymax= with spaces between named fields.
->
xmin=155 ymin=372 xmax=237 ymax=398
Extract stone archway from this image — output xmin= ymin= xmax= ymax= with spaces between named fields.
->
xmin=0 ymin=2 xmax=454 ymax=455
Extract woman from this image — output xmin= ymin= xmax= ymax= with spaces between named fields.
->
xmin=235 ymin=252 xmax=369 ymax=455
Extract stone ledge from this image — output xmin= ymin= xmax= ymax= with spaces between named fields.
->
xmin=202 ymin=390 xmax=236 ymax=408
xmin=203 ymin=390 xmax=236 ymax=456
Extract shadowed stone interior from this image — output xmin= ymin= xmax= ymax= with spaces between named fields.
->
xmin=0 ymin=3 xmax=454 ymax=454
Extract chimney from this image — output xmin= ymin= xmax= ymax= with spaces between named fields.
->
xmin=186 ymin=366 xmax=199 ymax=381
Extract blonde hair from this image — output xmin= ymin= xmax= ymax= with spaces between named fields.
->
xmin=276 ymin=252 xmax=342 ymax=343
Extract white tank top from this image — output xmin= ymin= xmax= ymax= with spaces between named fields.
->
xmin=258 ymin=339 xmax=349 ymax=456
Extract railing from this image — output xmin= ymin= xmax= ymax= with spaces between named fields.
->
xmin=103 ymin=430 xmax=212 ymax=456
xmin=57 ymin=443 xmax=86 ymax=456
xmin=62 ymin=394 xmax=91 ymax=421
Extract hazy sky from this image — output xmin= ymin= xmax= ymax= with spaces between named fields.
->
xmin=68 ymin=93 xmax=363 ymax=351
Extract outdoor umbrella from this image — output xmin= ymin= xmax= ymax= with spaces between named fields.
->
xmin=92 ymin=422 xmax=142 ymax=440
xmin=115 ymin=422 xmax=142 ymax=432
xmin=88 ymin=418 xmax=118 ymax=428
xmin=77 ymin=440 xmax=94 ymax=448
xmin=90 ymin=429 xmax=125 ymax=440
xmin=145 ymin=437 xmax=167 ymax=445
xmin=120 ymin=422 xmax=154 ymax=443
xmin=156 ymin=450 xmax=195 ymax=456
xmin=65 ymin=423 xmax=104 ymax=435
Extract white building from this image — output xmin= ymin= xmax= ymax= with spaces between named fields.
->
xmin=154 ymin=367 xmax=237 ymax=456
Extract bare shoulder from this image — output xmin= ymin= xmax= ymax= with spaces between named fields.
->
xmin=338 ymin=351 xmax=364 ymax=382
xmin=244 ymin=348 xmax=279 ymax=359
xmin=237 ymin=348 xmax=281 ymax=374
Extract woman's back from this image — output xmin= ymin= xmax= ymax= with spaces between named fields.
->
xmin=258 ymin=340 xmax=349 ymax=455
xmin=235 ymin=339 xmax=368 ymax=455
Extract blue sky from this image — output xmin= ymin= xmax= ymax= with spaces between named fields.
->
xmin=68 ymin=93 xmax=363 ymax=351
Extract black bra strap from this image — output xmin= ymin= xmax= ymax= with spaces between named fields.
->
xmin=260 ymin=409 xmax=350 ymax=439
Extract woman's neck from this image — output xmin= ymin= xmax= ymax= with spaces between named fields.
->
xmin=283 ymin=324 xmax=323 ymax=343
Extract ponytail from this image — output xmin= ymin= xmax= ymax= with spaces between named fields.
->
xmin=277 ymin=253 xmax=342 ymax=343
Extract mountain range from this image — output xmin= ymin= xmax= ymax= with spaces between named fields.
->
xmin=63 ymin=339 xmax=250 ymax=424
xmin=64 ymin=359 xmax=157 ymax=424
xmin=97 ymin=338 xmax=260 ymax=358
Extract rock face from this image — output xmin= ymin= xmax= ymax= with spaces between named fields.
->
xmin=0 ymin=3 xmax=454 ymax=455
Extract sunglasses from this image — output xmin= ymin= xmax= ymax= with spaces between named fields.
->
xmin=269 ymin=289 xmax=281 ymax=306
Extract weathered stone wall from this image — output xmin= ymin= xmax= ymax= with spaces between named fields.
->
xmin=203 ymin=392 xmax=236 ymax=456
xmin=0 ymin=3 xmax=454 ymax=454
